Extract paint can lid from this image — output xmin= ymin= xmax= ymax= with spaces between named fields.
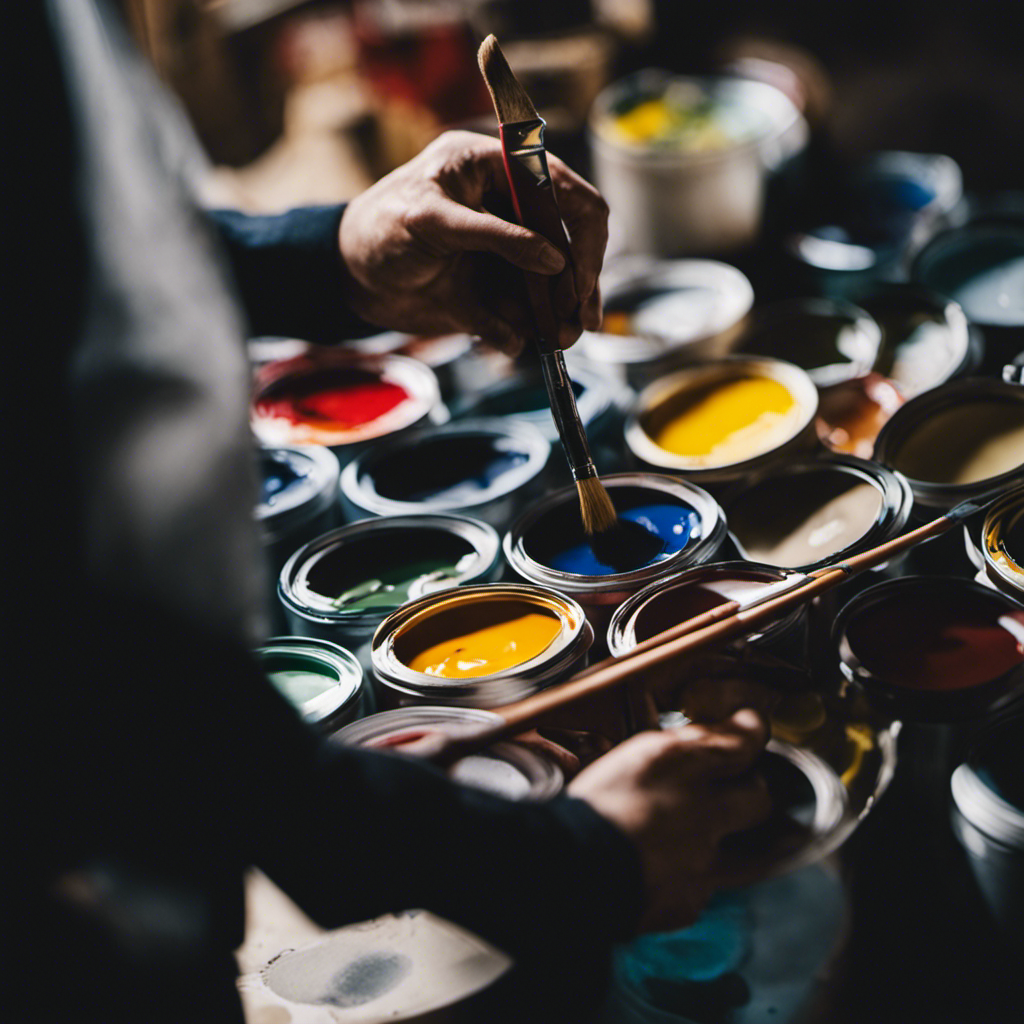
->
xmin=951 ymin=712 xmax=1024 ymax=849
xmin=332 ymin=706 xmax=564 ymax=801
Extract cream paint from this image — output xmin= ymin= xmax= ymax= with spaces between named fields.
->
xmin=731 ymin=478 xmax=883 ymax=567
xmin=890 ymin=402 xmax=1024 ymax=485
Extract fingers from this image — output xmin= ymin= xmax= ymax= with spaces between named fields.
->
xmin=423 ymin=198 xmax=566 ymax=275
xmin=465 ymin=303 xmax=527 ymax=357
xmin=708 ymin=774 xmax=773 ymax=838
xmin=668 ymin=708 xmax=770 ymax=781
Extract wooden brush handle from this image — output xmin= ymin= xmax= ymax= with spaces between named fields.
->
xmin=500 ymin=133 xmax=578 ymax=353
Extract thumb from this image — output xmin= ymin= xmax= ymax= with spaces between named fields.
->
xmin=429 ymin=198 xmax=566 ymax=274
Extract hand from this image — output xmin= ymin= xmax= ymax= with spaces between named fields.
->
xmin=338 ymin=130 xmax=608 ymax=355
xmin=567 ymin=709 xmax=771 ymax=934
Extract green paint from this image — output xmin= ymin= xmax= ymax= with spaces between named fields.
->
xmin=264 ymin=653 xmax=339 ymax=710
xmin=330 ymin=557 xmax=464 ymax=611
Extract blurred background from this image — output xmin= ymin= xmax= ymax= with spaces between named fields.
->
xmin=118 ymin=0 xmax=1024 ymax=211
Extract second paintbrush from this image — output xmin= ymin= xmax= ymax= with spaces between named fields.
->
xmin=477 ymin=33 xmax=617 ymax=538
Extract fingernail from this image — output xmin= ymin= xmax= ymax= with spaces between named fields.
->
xmin=539 ymin=245 xmax=566 ymax=273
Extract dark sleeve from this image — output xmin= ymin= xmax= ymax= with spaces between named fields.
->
xmin=208 ymin=206 xmax=381 ymax=344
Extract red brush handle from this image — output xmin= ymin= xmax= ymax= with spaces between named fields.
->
xmin=499 ymin=125 xmax=578 ymax=354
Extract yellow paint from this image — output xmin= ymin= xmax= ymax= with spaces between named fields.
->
xmin=407 ymin=613 xmax=562 ymax=678
xmin=653 ymin=377 xmax=800 ymax=465
xmin=841 ymin=724 xmax=875 ymax=787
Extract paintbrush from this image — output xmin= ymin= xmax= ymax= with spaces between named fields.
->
xmin=385 ymin=492 xmax=1003 ymax=767
xmin=477 ymin=34 xmax=617 ymax=539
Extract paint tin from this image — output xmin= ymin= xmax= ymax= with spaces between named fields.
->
xmin=872 ymin=378 xmax=1024 ymax=512
xmin=239 ymin=909 xmax=511 ymax=1024
xmin=981 ymin=485 xmax=1024 ymax=599
xmin=911 ymin=215 xmax=1024 ymax=374
xmin=504 ymin=473 xmax=727 ymax=648
xmin=834 ymin=576 xmax=1024 ymax=722
xmin=370 ymin=583 xmax=592 ymax=709
xmin=569 ymin=257 xmax=754 ymax=391
xmin=950 ymin=711 xmax=1024 ymax=936
xmin=257 ymin=636 xmax=364 ymax=732
xmin=339 ymin=419 xmax=551 ymax=528
xmin=346 ymin=331 xmax=474 ymax=403
xmin=625 ymin=357 xmax=819 ymax=487
xmin=251 ymin=350 xmax=442 ymax=462
xmin=607 ymin=561 xmax=809 ymax=662
xmin=815 ymin=373 xmax=904 ymax=459
xmin=256 ymin=446 xmax=340 ymax=628
xmin=735 ymin=298 xmax=882 ymax=388
xmin=449 ymin=363 xmax=624 ymax=446
xmin=722 ymin=456 xmax=913 ymax=574
xmin=853 ymin=283 xmax=975 ymax=398
xmin=333 ymin=706 xmax=564 ymax=801
xmin=278 ymin=515 xmax=501 ymax=670
xmin=589 ymin=71 xmax=806 ymax=256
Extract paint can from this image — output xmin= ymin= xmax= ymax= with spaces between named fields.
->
xmin=978 ymin=485 xmax=1024 ymax=600
xmin=814 ymin=373 xmax=905 ymax=460
xmin=370 ymin=583 xmax=592 ymax=709
xmin=589 ymin=71 xmax=806 ymax=257
xmin=503 ymin=473 xmax=727 ymax=652
xmin=950 ymin=711 xmax=1024 ymax=937
xmin=734 ymin=298 xmax=882 ymax=388
xmin=278 ymin=514 xmax=501 ymax=671
xmin=873 ymin=378 xmax=1024 ymax=513
xmin=333 ymin=706 xmax=563 ymax=801
xmin=339 ymin=419 xmax=551 ymax=528
xmin=606 ymin=561 xmax=809 ymax=664
xmin=256 ymin=445 xmax=341 ymax=630
xmin=624 ymin=357 xmax=819 ymax=490
xmin=256 ymin=636 xmax=365 ymax=732
xmin=251 ymin=349 xmax=442 ymax=464
xmin=345 ymin=331 xmax=474 ymax=404
xmin=607 ymin=860 xmax=848 ymax=1024
xmin=834 ymin=576 xmax=1024 ymax=722
xmin=567 ymin=257 xmax=754 ymax=391
xmin=910 ymin=209 xmax=1024 ymax=375
xmin=852 ymin=282 xmax=976 ymax=398
xmin=721 ymin=455 xmax=913 ymax=574
xmin=239 ymin=909 xmax=512 ymax=1024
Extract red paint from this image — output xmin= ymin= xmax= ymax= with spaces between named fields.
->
xmin=256 ymin=369 xmax=409 ymax=429
xmin=845 ymin=590 xmax=1024 ymax=691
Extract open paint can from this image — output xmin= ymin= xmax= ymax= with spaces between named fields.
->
xmin=251 ymin=350 xmax=442 ymax=463
xmin=950 ymin=711 xmax=1024 ymax=936
xmin=333 ymin=706 xmax=563 ymax=801
xmin=835 ymin=576 xmax=1024 ymax=722
xmin=607 ymin=561 xmax=809 ymax=663
xmin=370 ymin=583 xmax=592 ymax=708
xmin=722 ymin=455 xmax=913 ymax=574
xmin=735 ymin=298 xmax=882 ymax=387
xmin=345 ymin=331 xmax=473 ymax=402
xmin=873 ymin=378 xmax=1024 ymax=512
xmin=256 ymin=636 xmax=365 ymax=732
xmin=569 ymin=257 xmax=754 ymax=390
xmin=278 ymin=515 xmax=501 ymax=669
xmin=814 ymin=373 xmax=904 ymax=460
xmin=450 ymin=364 xmax=625 ymax=447
xmin=503 ymin=473 xmax=726 ymax=649
xmin=239 ymin=909 xmax=512 ymax=1024
xmin=981 ymin=485 xmax=1024 ymax=599
xmin=339 ymin=419 xmax=551 ymax=528
xmin=256 ymin=445 xmax=340 ymax=627
xmin=625 ymin=357 xmax=819 ymax=488
xmin=589 ymin=71 xmax=805 ymax=256
xmin=853 ymin=282 xmax=975 ymax=398
xmin=911 ymin=213 xmax=1024 ymax=374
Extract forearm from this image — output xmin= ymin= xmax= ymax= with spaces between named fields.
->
xmin=209 ymin=206 xmax=380 ymax=344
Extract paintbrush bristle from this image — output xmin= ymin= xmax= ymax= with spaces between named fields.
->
xmin=577 ymin=476 xmax=618 ymax=536
xmin=477 ymin=34 xmax=539 ymax=124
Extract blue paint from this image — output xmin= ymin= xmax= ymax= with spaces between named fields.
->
xmin=259 ymin=451 xmax=309 ymax=509
xmin=547 ymin=503 xmax=700 ymax=575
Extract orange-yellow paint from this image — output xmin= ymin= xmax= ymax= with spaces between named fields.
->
xmin=407 ymin=613 xmax=562 ymax=678
xmin=653 ymin=377 xmax=800 ymax=465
